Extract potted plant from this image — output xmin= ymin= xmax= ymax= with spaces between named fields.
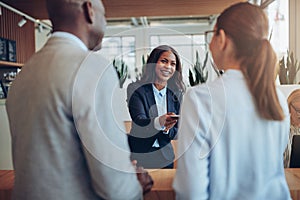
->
xmin=113 ymin=58 xmax=128 ymax=88
xmin=278 ymin=51 xmax=300 ymax=84
xmin=134 ymin=54 xmax=148 ymax=81
xmin=189 ymin=51 xmax=209 ymax=86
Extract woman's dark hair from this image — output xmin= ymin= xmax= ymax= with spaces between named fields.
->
xmin=140 ymin=45 xmax=185 ymax=94
xmin=216 ymin=2 xmax=284 ymax=120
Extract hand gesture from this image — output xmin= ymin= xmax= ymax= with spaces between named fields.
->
xmin=136 ymin=166 xmax=154 ymax=195
xmin=159 ymin=112 xmax=178 ymax=131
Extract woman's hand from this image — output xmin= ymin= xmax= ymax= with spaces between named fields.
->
xmin=159 ymin=112 xmax=178 ymax=131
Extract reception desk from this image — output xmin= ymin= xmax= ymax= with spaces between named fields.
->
xmin=145 ymin=168 xmax=300 ymax=200
xmin=286 ymin=168 xmax=300 ymax=199
xmin=1 ymin=169 xmax=300 ymax=200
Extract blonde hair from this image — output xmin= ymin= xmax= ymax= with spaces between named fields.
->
xmin=288 ymin=89 xmax=300 ymax=110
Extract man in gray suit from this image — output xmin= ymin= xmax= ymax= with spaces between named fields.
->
xmin=6 ymin=0 xmax=153 ymax=199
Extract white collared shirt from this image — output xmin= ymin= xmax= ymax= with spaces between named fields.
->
xmin=153 ymin=84 xmax=167 ymax=116
xmin=152 ymin=84 xmax=168 ymax=147
xmin=51 ymin=31 xmax=88 ymax=51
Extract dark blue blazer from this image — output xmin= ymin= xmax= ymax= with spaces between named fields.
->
xmin=127 ymin=82 xmax=182 ymax=168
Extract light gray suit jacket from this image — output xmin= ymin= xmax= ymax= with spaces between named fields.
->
xmin=6 ymin=35 xmax=142 ymax=200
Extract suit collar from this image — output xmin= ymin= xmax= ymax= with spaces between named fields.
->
xmin=144 ymin=84 xmax=156 ymax=107
xmin=143 ymin=83 xmax=176 ymax=114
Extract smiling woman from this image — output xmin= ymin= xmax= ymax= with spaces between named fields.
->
xmin=154 ymin=51 xmax=176 ymax=88
xmin=126 ymin=45 xmax=185 ymax=169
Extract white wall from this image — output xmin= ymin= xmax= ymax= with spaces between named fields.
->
xmin=105 ymin=23 xmax=213 ymax=69
xmin=35 ymin=20 xmax=52 ymax=52
xmin=289 ymin=0 xmax=300 ymax=82
xmin=289 ymin=0 xmax=300 ymax=63
xmin=0 ymin=100 xmax=13 ymax=169
xmin=278 ymin=84 xmax=300 ymax=98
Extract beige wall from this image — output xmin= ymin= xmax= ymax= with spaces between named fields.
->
xmin=289 ymin=0 xmax=300 ymax=64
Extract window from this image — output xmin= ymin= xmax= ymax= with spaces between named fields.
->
xmin=101 ymin=36 xmax=136 ymax=86
xmin=266 ymin=0 xmax=289 ymax=58
xmin=150 ymin=34 xmax=217 ymax=85
xmin=151 ymin=34 xmax=205 ymax=64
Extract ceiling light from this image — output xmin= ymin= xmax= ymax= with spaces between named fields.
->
xmin=131 ymin=17 xmax=139 ymax=26
xmin=38 ymin=24 xmax=43 ymax=33
xmin=140 ymin=16 xmax=149 ymax=27
xmin=0 ymin=1 xmax=52 ymax=31
xmin=18 ymin=17 xmax=27 ymax=27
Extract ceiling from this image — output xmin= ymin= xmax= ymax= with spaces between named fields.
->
xmin=1 ymin=0 xmax=246 ymax=20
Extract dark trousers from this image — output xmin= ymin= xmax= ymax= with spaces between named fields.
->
xmin=131 ymin=146 xmax=174 ymax=169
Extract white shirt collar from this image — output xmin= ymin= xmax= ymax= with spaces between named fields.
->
xmin=223 ymin=69 xmax=243 ymax=77
xmin=152 ymin=84 xmax=167 ymax=97
xmin=51 ymin=31 xmax=88 ymax=51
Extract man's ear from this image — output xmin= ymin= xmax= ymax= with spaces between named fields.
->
xmin=218 ymin=29 xmax=227 ymax=51
xmin=83 ymin=1 xmax=94 ymax=24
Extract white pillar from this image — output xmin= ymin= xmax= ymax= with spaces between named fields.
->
xmin=289 ymin=0 xmax=300 ymax=62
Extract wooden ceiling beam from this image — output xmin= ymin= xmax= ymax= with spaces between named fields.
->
xmin=1 ymin=0 xmax=246 ymax=20
xmin=102 ymin=0 xmax=245 ymax=18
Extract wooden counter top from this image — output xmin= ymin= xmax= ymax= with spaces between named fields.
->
xmin=1 ymin=169 xmax=300 ymax=200
xmin=144 ymin=169 xmax=175 ymax=200
xmin=145 ymin=169 xmax=300 ymax=200
xmin=0 ymin=171 xmax=14 ymax=200
xmin=285 ymin=168 xmax=300 ymax=199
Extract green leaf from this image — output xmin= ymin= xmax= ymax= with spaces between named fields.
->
xmin=112 ymin=57 xmax=128 ymax=88
xmin=189 ymin=69 xmax=196 ymax=86
xmin=189 ymin=51 xmax=209 ymax=86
